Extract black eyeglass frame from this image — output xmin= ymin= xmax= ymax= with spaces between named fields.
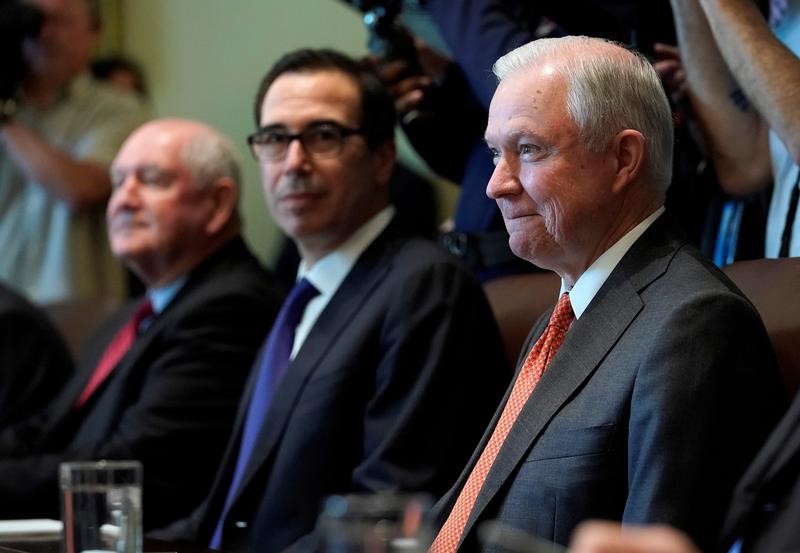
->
xmin=246 ymin=121 xmax=365 ymax=161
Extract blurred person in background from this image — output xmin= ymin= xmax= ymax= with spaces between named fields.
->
xmin=0 ymin=0 xmax=149 ymax=304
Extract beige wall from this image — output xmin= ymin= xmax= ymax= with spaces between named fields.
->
xmin=117 ymin=0 xmax=457 ymax=266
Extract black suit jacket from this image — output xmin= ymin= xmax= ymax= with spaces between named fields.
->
xmin=0 ymin=237 xmax=284 ymax=530
xmin=717 ymin=389 xmax=800 ymax=553
xmin=162 ymin=222 xmax=512 ymax=553
xmin=433 ymin=215 xmax=786 ymax=552
xmin=0 ymin=283 xmax=74 ymax=428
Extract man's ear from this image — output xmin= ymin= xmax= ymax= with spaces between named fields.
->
xmin=205 ymin=177 xmax=238 ymax=235
xmin=610 ymin=129 xmax=646 ymax=195
xmin=372 ymin=139 xmax=397 ymax=189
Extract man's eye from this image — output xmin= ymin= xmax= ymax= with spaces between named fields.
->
xmin=138 ymin=169 xmax=162 ymax=184
xmin=519 ymin=143 xmax=541 ymax=158
xmin=110 ymin=171 xmax=125 ymax=190
xmin=137 ymin=168 xmax=174 ymax=187
xmin=308 ymin=126 xmax=340 ymax=143
xmin=262 ymin=132 xmax=289 ymax=145
xmin=488 ymin=148 xmax=501 ymax=166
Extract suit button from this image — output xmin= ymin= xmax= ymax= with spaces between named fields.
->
xmin=762 ymin=502 xmax=776 ymax=513
xmin=235 ymin=521 xmax=248 ymax=528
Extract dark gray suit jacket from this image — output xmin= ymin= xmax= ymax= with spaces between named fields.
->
xmin=434 ymin=215 xmax=786 ymax=553
xmin=0 ymin=237 xmax=284 ymax=530
xmin=158 ymin=222 xmax=512 ymax=553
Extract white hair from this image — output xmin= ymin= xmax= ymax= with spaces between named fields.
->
xmin=493 ymin=36 xmax=674 ymax=192
xmin=181 ymin=129 xmax=242 ymax=192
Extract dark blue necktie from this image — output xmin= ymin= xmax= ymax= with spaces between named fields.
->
xmin=210 ymin=278 xmax=319 ymax=549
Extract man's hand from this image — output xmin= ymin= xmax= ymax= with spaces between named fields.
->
xmin=654 ymin=43 xmax=688 ymax=104
xmin=366 ymin=38 xmax=453 ymax=116
xmin=570 ymin=521 xmax=702 ymax=553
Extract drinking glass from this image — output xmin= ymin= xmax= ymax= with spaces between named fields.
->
xmin=59 ymin=460 xmax=142 ymax=553
xmin=320 ymin=492 xmax=432 ymax=553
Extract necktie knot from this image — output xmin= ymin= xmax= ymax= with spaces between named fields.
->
xmin=283 ymin=278 xmax=320 ymax=330
xmin=549 ymin=292 xmax=575 ymax=335
xmin=133 ymin=299 xmax=155 ymax=334
xmin=75 ymin=298 xmax=155 ymax=409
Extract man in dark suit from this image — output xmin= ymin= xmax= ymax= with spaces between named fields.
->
xmin=0 ymin=282 xmax=74 ymax=428
xmin=153 ymin=49 xmax=510 ymax=553
xmin=429 ymin=36 xmax=786 ymax=553
xmin=0 ymin=118 xmax=284 ymax=529
xmin=571 ymin=388 xmax=800 ymax=553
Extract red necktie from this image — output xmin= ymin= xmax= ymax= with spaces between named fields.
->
xmin=75 ymin=300 xmax=154 ymax=408
xmin=430 ymin=293 xmax=575 ymax=553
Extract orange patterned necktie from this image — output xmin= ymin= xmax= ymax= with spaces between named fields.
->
xmin=430 ymin=293 xmax=575 ymax=553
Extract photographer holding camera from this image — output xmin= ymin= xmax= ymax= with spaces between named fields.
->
xmin=0 ymin=0 xmax=148 ymax=304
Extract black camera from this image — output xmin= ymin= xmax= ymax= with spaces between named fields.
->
xmin=338 ymin=0 xmax=424 ymax=73
xmin=0 ymin=0 xmax=44 ymax=100
xmin=339 ymin=0 xmax=444 ymax=129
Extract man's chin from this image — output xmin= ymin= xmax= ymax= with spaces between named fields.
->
xmin=278 ymin=218 xmax=324 ymax=240
xmin=110 ymin=241 xmax=146 ymax=262
xmin=507 ymin=233 xmax=548 ymax=267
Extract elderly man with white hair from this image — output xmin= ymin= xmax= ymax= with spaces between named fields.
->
xmin=0 ymin=118 xmax=284 ymax=530
xmin=429 ymin=36 xmax=785 ymax=553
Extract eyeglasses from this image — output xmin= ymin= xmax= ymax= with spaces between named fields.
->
xmin=247 ymin=121 xmax=364 ymax=161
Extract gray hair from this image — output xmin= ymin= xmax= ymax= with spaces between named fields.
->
xmin=181 ymin=129 xmax=242 ymax=194
xmin=493 ymin=36 xmax=674 ymax=192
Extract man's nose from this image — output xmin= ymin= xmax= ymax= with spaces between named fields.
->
xmin=283 ymin=138 xmax=311 ymax=172
xmin=486 ymin=156 xmax=519 ymax=199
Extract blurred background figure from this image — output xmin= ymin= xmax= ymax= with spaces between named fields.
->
xmin=91 ymin=52 xmax=150 ymax=296
xmin=91 ymin=54 xmax=148 ymax=98
xmin=0 ymin=0 xmax=149 ymax=305
xmin=670 ymin=0 xmax=800 ymax=259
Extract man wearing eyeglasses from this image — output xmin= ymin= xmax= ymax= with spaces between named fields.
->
xmin=151 ymin=48 xmax=511 ymax=553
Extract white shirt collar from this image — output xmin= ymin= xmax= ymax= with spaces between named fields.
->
xmin=562 ymin=207 xmax=665 ymax=319
xmin=298 ymin=206 xmax=396 ymax=296
xmin=290 ymin=206 xmax=395 ymax=358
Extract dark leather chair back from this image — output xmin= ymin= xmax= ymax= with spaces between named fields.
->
xmin=724 ymin=258 xmax=800 ymax=397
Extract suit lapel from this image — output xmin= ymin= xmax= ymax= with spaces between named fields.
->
xmin=459 ymin=214 xmax=681 ymax=543
xmin=460 ymin=275 xmax=643 ymax=542
xmin=233 ymin=227 xmax=399 ymax=496
xmin=67 ymin=241 xmax=245 ymax=429
xmin=198 ymin=347 xmax=263 ymax=536
xmin=46 ymin=300 xmax=140 ymax=421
